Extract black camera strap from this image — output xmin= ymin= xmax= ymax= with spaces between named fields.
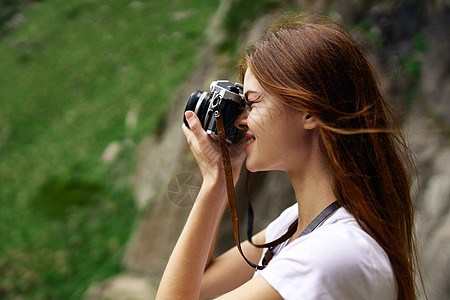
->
xmin=214 ymin=105 xmax=339 ymax=270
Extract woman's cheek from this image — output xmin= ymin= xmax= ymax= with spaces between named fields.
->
xmin=247 ymin=110 xmax=261 ymax=131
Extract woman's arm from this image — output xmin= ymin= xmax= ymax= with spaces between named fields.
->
xmin=200 ymin=229 xmax=265 ymax=299
xmin=156 ymin=179 xmax=270 ymax=300
xmin=204 ymin=198 xmax=228 ymax=270
xmin=156 ymin=179 xmax=229 ymax=300
xmin=157 ymin=112 xmax=281 ymax=299
xmin=156 ymin=111 xmax=248 ymax=299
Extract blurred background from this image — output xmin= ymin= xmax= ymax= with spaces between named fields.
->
xmin=0 ymin=0 xmax=448 ymax=299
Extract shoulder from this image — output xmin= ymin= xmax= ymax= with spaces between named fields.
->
xmin=259 ymin=208 xmax=396 ymax=300
xmin=296 ymin=209 xmax=390 ymax=270
xmin=265 ymin=203 xmax=298 ymax=241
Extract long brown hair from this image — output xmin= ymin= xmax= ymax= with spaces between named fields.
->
xmin=239 ymin=14 xmax=420 ymax=300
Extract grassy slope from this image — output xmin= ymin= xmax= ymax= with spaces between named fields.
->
xmin=0 ymin=0 xmax=219 ymax=298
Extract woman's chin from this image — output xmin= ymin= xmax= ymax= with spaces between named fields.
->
xmin=245 ymin=159 xmax=257 ymax=173
xmin=245 ymin=158 xmax=281 ymax=173
xmin=245 ymin=158 xmax=265 ymax=173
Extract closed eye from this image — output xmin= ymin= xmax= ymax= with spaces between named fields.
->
xmin=245 ymin=100 xmax=256 ymax=107
xmin=244 ymin=93 xmax=261 ymax=108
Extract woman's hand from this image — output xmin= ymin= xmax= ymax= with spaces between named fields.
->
xmin=182 ymin=111 xmax=246 ymax=186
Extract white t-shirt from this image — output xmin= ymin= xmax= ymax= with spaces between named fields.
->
xmin=253 ymin=203 xmax=396 ymax=300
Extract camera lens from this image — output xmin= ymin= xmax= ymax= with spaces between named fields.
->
xmin=183 ymin=90 xmax=211 ymax=128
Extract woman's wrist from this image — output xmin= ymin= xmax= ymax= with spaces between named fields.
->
xmin=202 ymin=171 xmax=241 ymax=189
xmin=201 ymin=175 xmax=226 ymax=193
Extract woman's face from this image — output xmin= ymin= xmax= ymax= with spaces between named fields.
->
xmin=236 ymin=68 xmax=315 ymax=174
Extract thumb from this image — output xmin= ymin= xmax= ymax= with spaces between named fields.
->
xmin=185 ymin=111 xmax=204 ymax=136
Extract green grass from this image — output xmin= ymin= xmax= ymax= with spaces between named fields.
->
xmin=0 ymin=0 xmax=219 ymax=298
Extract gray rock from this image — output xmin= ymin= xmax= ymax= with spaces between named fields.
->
xmin=84 ymin=274 xmax=156 ymax=300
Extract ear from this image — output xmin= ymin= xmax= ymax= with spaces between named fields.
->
xmin=303 ymin=113 xmax=319 ymax=130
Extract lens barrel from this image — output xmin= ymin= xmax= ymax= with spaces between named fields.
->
xmin=183 ymin=90 xmax=211 ymax=129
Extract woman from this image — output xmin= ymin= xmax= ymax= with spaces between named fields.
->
xmin=156 ymin=14 xmax=420 ymax=300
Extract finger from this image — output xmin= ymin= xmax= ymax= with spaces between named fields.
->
xmin=185 ymin=111 xmax=205 ymax=138
xmin=181 ymin=123 xmax=193 ymax=139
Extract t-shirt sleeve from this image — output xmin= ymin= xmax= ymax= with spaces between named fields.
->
xmin=257 ymin=226 xmax=396 ymax=300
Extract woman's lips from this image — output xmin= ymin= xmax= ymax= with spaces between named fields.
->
xmin=244 ymin=133 xmax=255 ymax=151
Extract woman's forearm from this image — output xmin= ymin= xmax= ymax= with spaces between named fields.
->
xmin=205 ymin=198 xmax=228 ymax=269
xmin=156 ymin=179 xmax=227 ymax=300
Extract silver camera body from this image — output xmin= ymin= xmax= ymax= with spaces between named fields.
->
xmin=184 ymin=80 xmax=245 ymax=144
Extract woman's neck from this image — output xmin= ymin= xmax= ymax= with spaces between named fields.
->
xmin=286 ymin=154 xmax=336 ymax=238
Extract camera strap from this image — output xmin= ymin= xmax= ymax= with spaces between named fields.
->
xmin=215 ymin=107 xmax=265 ymax=270
xmin=214 ymin=105 xmax=339 ymax=270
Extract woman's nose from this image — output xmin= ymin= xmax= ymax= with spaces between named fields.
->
xmin=234 ymin=106 xmax=249 ymax=130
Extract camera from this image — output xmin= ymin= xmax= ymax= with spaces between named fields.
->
xmin=183 ymin=80 xmax=245 ymax=144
